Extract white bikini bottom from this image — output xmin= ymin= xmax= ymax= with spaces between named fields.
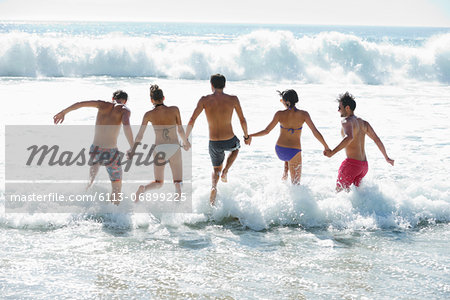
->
xmin=154 ymin=144 xmax=180 ymax=161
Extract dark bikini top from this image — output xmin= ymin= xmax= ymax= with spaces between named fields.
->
xmin=280 ymin=125 xmax=302 ymax=134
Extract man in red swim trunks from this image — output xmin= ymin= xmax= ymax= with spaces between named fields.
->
xmin=324 ymin=92 xmax=394 ymax=192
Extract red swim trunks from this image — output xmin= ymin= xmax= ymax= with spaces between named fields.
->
xmin=336 ymin=158 xmax=368 ymax=190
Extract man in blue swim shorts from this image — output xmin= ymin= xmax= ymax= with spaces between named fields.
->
xmin=209 ymin=136 xmax=241 ymax=168
xmin=187 ymin=74 xmax=249 ymax=205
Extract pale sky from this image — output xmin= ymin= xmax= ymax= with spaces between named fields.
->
xmin=0 ymin=0 xmax=449 ymax=27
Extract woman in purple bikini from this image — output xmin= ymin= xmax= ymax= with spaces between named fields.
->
xmin=248 ymin=89 xmax=330 ymax=184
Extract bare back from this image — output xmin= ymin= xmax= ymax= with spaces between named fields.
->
xmin=277 ymin=109 xmax=308 ymax=148
xmin=203 ymin=93 xmax=238 ymax=141
xmin=93 ymin=101 xmax=129 ymax=148
xmin=342 ymin=116 xmax=368 ymax=161
xmin=145 ymin=105 xmax=180 ymax=145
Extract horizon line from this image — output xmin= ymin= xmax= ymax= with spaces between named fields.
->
xmin=1 ymin=19 xmax=449 ymax=29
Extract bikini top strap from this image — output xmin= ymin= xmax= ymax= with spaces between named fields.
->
xmin=280 ymin=125 xmax=302 ymax=134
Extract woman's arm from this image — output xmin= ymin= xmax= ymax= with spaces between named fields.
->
xmin=249 ymin=112 xmax=280 ymax=138
xmin=304 ymin=112 xmax=330 ymax=150
xmin=175 ymin=107 xmax=191 ymax=151
xmin=128 ymin=111 xmax=150 ymax=159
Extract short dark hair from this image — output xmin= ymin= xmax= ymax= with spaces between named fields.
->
xmin=112 ymin=90 xmax=128 ymax=101
xmin=338 ymin=92 xmax=356 ymax=111
xmin=210 ymin=74 xmax=226 ymax=89
xmin=277 ymin=89 xmax=299 ymax=109
xmin=150 ymin=84 xmax=164 ymax=101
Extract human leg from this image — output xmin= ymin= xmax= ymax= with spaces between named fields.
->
xmin=282 ymin=161 xmax=289 ymax=181
xmin=105 ymin=151 xmax=123 ymax=205
xmin=135 ymin=159 xmax=165 ymax=202
xmin=353 ymin=161 xmax=368 ymax=187
xmin=169 ymin=149 xmax=183 ymax=199
xmin=210 ymin=165 xmax=222 ymax=206
xmin=288 ymin=151 xmax=302 ymax=185
xmin=221 ymin=149 xmax=239 ymax=183
xmin=111 ymin=180 xmax=122 ymax=205
xmin=87 ymin=163 xmax=100 ymax=189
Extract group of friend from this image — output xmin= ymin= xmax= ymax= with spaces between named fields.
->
xmin=53 ymin=74 xmax=394 ymax=206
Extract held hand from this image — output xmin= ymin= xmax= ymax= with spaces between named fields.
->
xmin=127 ymin=149 xmax=134 ymax=160
xmin=244 ymin=136 xmax=252 ymax=145
xmin=53 ymin=112 xmax=65 ymax=124
xmin=183 ymin=141 xmax=191 ymax=151
xmin=386 ymin=157 xmax=394 ymax=166
xmin=323 ymin=149 xmax=333 ymax=158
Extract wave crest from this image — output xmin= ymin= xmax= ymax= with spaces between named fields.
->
xmin=0 ymin=30 xmax=449 ymax=84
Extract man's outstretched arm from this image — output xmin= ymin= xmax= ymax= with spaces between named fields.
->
xmin=365 ymin=121 xmax=394 ymax=166
xmin=185 ymin=97 xmax=205 ymax=139
xmin=53 ymin=100 xmax=102 ymax=124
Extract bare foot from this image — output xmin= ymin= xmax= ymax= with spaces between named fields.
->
xmin=221 ymin=170 xmax=228 ymax=183
xmin=210 ymin=187 xmax=217 ymax=206
xmin=282 ymin=172 xmax=288 ymax=181
xmin=135 ymin=185 xmax=145 ymax=203
xmin=86 ymin=180 xmax=94 ymax=191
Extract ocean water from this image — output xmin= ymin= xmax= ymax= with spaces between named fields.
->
xmin=1 ymin=22 xmax=450 ymax=298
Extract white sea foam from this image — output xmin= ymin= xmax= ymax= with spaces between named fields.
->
xmin=1 ymin=77 xmax=449 ymax=231
xmin=1 ymin=165 xmax=449 ymax=232
xmin=0 ymin=30 xmax=449 ymax=84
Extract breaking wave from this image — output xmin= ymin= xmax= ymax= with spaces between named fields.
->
xmin=1 ymin=30 xmax=449 ymax=84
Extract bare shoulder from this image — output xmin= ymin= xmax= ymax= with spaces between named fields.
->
xmin=230 ymin=95 xmax=240 ymax=105
xmin=298 ymin=109 xmax=309 ymax=116
xmin=119 ymin=105 xmax=131 ymax=114
xmin=198 ymin=95 xmax=210 ymax=104
xmin=144 ymin=109 xmax=154 ymax=117
xmin=296 ymin=110 xmax=310 ymax=121
xmin=274 ymin=110 xmax=284 ymax=118
xmin=360 ymin=118 xmax=369 ymax=132
xmin=97 ymin=100 xmax=112 ymax=108
xmin=168 ymin=105 xmax=180 ymax=112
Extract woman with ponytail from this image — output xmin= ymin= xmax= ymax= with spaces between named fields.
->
xmin=132 ymin=84 xmax=190 ymax=199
